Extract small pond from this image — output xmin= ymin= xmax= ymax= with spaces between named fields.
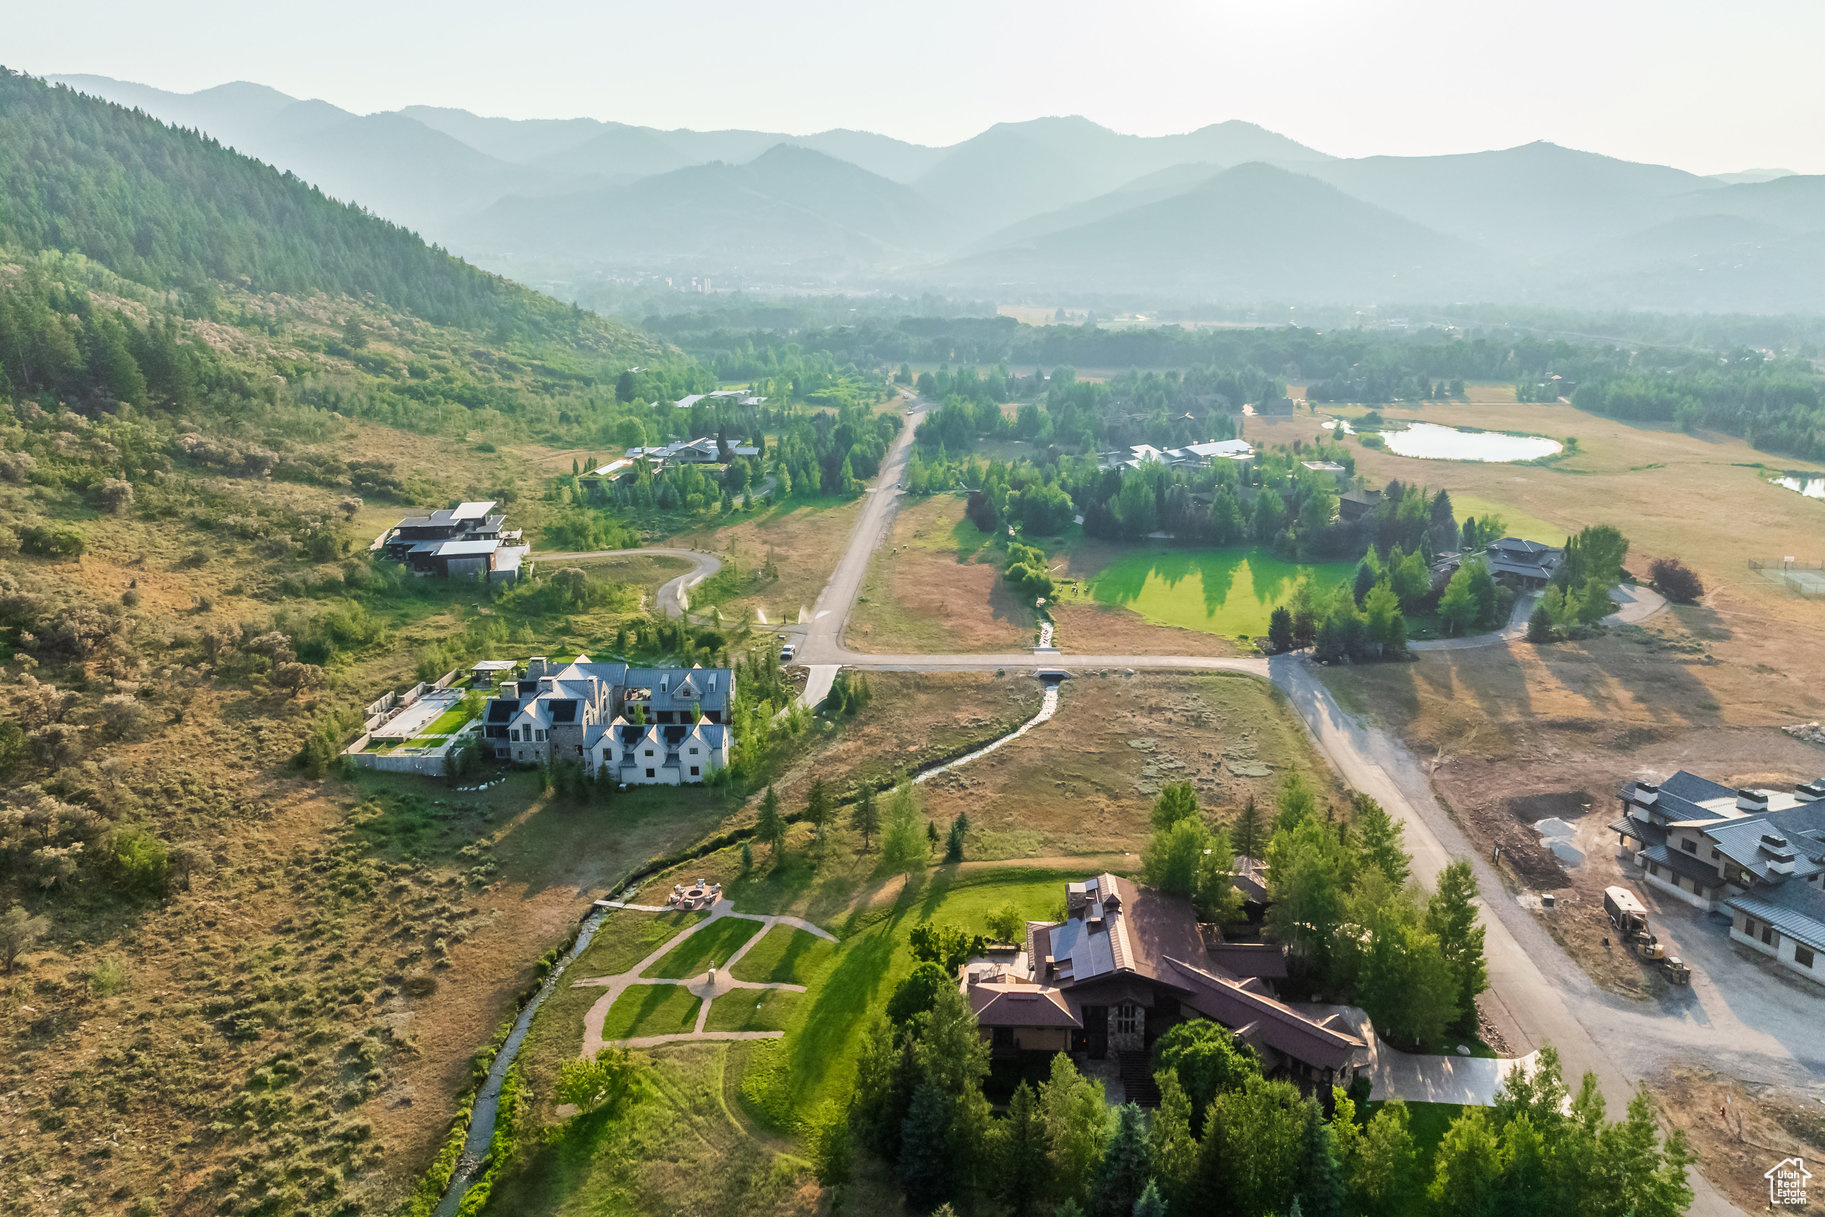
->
xmin=1773 ymin=475 xmax=1825 ymax=499
xmin=1380 ymin=422 xmax=1561 ymax=463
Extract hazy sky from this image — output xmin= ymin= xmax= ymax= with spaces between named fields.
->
xmin=14 ymin=0 xmax=1825 ymax=173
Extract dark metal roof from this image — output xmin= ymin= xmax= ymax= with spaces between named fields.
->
xmin=1725 ymin=882 xmax=1825 ymax=950
xmin=1640 ymin=844 xmax=1723 ymax=887
xmin=1611 ymin=818 xmax=1667 ymax=849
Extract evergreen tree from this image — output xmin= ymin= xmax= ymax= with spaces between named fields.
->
xmin=755 ymin=785 xmax=787 ymax=861
xmin=1233 ymin=795 xmax=1264 ymax=860
xmin=851 ymin=785 xmax=881 ymax=852
xmin=900 ymin=1082 xmax=952 ymax=1209
xmin=1130 ymin=1180 xmax=1168 ymax=1217
xmin=1426 ymin=860 xmax=1489 ymax=1032
xmin=945 ymin=816 xmax=966 ymax=863
xmin=849 ymin=1014 xmax=915 ymax=1159
xmin=1296 ymin=1103 xmax=1346 ymax=1217
xmin=1268 ymin=606 xmax=1295 ymax=653
xmin=1092 ymin=1103 xmax=1152 ymax=1217
xmin=805 ymin=777 xmax=832 ymax=837
xmin=1526 ymin=602 xmax=1554 ymax=643
xmin=995 ymin=1081 xmax=1050 ymax=1215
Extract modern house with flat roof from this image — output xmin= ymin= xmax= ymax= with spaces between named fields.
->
xmin=1099 ymin=439 xmax=1254 ymax=471
xmin=962 ymin=874 xmax=1366 ymax=1095
xmin=1613 ymin=771 xmax=1825 ymax=984
xmin=481 ymin=656 xmax=734 ymax=785
xmin=380 ymin=501 xmax=528 ymax=581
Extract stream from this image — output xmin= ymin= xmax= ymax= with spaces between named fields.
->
xmin=434 ymin=905 xmax=611 ymax=1217
xmin=915 ymin=676 xmax=1061 ymax=784
xmin=433 ymin=673 xmax=1065 ymax=1212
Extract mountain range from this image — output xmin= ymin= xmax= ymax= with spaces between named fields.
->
xmin=48 ymin=73 xmax=1825 ymax=312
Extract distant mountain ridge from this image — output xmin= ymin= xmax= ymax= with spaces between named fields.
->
xmin=42 ymin=72 xmax=1825 ymax=313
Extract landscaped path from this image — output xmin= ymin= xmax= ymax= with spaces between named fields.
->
xmin=577 ymin=899 xmax=836 ymax=1056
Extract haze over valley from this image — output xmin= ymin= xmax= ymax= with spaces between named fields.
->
xmin=54 ymin=73 xmax=1825 ymax=313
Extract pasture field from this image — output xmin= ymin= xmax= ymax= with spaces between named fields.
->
xmin=1263 ymin=394 xmax=1825 ymax=619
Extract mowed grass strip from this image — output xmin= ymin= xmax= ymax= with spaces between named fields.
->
xmin=600 ymin=984 xmax=702 ymax=1040
xmin=727 ymin=926 xmax=838 ymax=986
xmin=641 ymin=916 xmax=762 ymax=978
xmin=576 ymin=909 xmax=708 ymax=978
xmin=703 ymin=987 xmax=802 ymax=1033
xmin=420 ymin=705 xmax=474 ymax=736
xmin=1077 ymin=546 xmax=1354 ymax=638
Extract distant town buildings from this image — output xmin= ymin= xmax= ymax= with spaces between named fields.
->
xmin=379 ymin=501 xmax=528 ymax=581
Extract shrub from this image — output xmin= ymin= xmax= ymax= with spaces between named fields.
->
xmin=1648 ymin=557 xmax=1705 ymax=604
xmin=0 ymin=905 xmax=51 ymax=973
xmin=110 ymin=825 xmax=170 ymax=898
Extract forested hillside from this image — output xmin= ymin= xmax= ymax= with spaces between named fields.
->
xmin=0 ymin=68 xmax=649 ymax=350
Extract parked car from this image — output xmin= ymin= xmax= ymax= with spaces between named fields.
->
xmin=780 ymin=644 xmax=795 ymax=662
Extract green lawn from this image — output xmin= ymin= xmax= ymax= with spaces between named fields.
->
xmin=415 ymin=704 xmax=475 ymax=738
xmin=703 ymin=986 xmax=802 ymax=1033
xmin=641 ymin=916 xmax=762 ymax=979
xmin=599 ymin=984 xmax=702 ymax=1040
xmin=727 ymin=926 xmax=838 ymax=986
xmin=760 ymin=867 xmax=1078 ymax=1124
xmin=1072 ymin=546 xmax=1355 ymax=637
xmin=575 ymin=909 xmax=708 ymax=978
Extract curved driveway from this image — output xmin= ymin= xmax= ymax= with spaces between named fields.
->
xmin=532 ymin=546 xmax=722 ymax=617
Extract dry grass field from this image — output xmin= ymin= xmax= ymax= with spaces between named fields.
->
xmin=845 ymin=496 xmax=1038 ymax=653
xmin=911 ymin=671 xmax=1341 ymax=859
xmin=678 ymin=498 xmax=864 ymax=628
xmin=0 ymin=422 xmax=765 ymax=1216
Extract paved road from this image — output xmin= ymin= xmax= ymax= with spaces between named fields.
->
xmin=530 ymin=546 xmax=722 ymax=617
xmin=791 ymin=390 xmax=928 ymax=660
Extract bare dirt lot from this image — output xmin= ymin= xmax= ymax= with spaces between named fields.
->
xmin=1655 ymin=1068 xmax=1825 ymax=1216
xmin=846 ymin=496 xmax=1037 ymax=653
